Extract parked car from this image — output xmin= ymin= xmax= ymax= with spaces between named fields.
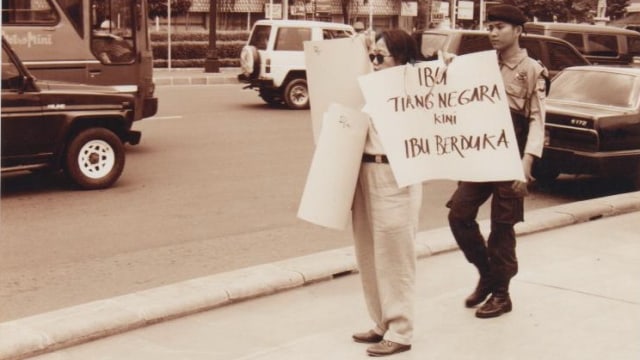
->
xmin=524 ymin=22 xmax=640 ymax=66
xmin=533 ymin=66 xmax=640 ymax=187
xmin=238 ymin=19 xmax=355 ymax=110
xmin=412 ymin=28 xmax=590 ymax=78
xmin=1 ymin=37 xmax=139 ymax=190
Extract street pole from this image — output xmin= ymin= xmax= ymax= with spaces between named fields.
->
xmin=204 ymin=0 xmax=220 ymax=72
xmin=168 ymin=0 xmax=172 ymax=70
xmin=479 ymin=0 xmax=484 ymax=30
xmin=450 ymin=0 xmax=456 ymax=29
xmin=369 ymin=0 xmax=372 ymax=30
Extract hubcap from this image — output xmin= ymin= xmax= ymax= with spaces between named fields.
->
xmin=77 ymin=140 xmax=115 ymax=179
xmin=290 ymin=85 xmax=308 ymax=106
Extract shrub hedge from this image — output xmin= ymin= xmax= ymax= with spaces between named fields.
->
xmin=151 ymin=30 xmax=249 ymax=68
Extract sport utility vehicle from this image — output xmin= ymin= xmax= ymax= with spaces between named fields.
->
xmin=413 ymin=28 xmax=590 ymax=78
xmin=524 ymin=22 xmax=640 ymax=66
xmin=1 ymin=37 xmax=139 ymax=190
xmin=238 ymin=20 xmax=354 ymax=110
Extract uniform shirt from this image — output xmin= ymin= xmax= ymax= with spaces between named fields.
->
xmin=499 ymin=48 xmax=547 ymax=158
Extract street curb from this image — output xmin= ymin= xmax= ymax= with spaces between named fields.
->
xmin=1 ymin=191 xmax=639 ymax=360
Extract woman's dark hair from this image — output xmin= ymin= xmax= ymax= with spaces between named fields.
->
xmin=375 ymin=29 xmax=419 ymax=65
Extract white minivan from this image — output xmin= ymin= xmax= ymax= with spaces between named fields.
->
xmin=238 ymin=20 xmax=354 ymax=110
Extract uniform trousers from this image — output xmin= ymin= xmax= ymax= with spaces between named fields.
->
xmin=446 ymin=181 xmax=524 ymax=289
xmin=352 ymin=163 xmax=422 ymax=345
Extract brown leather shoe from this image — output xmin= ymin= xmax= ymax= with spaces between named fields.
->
xmin=366 ymin=340 xmax=411 ymax=356
xmin=352 ymin=330 xmax=384 ymax=343
xmin=465 ymin=277 xmax=493 ymax=308
xmin=475 ymin=293 xmax=512 ymax=318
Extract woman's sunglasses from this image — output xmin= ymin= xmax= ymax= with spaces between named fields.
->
xmin=369 ymin=53 xmax=392 ymax=63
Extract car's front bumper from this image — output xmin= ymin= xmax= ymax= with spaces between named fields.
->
xmin=541 ymin=146 xmax=640 ymax=176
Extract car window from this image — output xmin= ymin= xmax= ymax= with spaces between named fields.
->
xmin=1 ymin=0 xmax=58 ymax=25
xmin=323 ymin=29 xmax=352 ymax=39
xmin=458 ymin=35 xmax=492 ymax=55
xmin=546 ymin=41 xmax=588 ymax=72
xmin=626 ymin=25 xmax=640 ymax=33
xmin=520 ymin=38 xmax=542 ymax=62
xmin=551 ymin=31 xmax=584 ymax=52
xmin=585 ymin=34 xmax=618 ymax=56
xmin=2 ymin=47 xmax=22 ymax=91
xmin=249 ymin=25 xmax=271 ymax=50
xmin=628 ymin=36 xmax=640 ymax=57
xmin=549 ymin=70 xmax=639 ymax=108
xmin=274 ymin=27 xmax=311 ymax=51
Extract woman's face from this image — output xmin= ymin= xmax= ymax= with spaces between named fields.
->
xmin=369 ymin=38 xmax=397 ymax=71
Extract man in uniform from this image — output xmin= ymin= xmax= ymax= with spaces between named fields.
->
xmin=446 ymin=4 xmax=547 ymax=318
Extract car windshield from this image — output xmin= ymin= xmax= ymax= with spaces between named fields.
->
xmin=548 ymin=69 xmax=640 ymax=108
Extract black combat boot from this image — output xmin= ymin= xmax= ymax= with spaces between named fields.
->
xmin=475 ymin=286 xmax=512 ymax=318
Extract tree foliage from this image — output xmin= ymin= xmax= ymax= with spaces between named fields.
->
xmin=510 ymin=0 xmax=629 ymax=23
xmin=148 ymin=0 xmax=193 ymax=18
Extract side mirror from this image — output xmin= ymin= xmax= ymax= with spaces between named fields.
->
xmin=19 ymin=75 xmax=35 ymax=94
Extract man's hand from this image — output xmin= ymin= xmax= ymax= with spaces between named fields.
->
xmin=522 ymin=153 xmax=535 ymax=182
xmin=511 ymin=180 xmax=529 ymax=197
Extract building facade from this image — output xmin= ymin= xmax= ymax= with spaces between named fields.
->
xmin=157 ymin=0 xmax=479 ymax=33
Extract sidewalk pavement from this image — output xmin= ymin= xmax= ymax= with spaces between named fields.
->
xmin=1 ymin=191 xmax=640 ymax=360
xmin=152 ymin=67 xmax=241 ymax=86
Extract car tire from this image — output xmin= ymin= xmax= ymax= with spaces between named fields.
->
xmin=283 ymin=78 xmax=309 ymax=110
xmin=64 ymin=128 xmax=125 ymax=190
xmin=240 ymin=45 xmax=260 ymax=79
xmin=259 ymin=90 xmax=282 ymax=106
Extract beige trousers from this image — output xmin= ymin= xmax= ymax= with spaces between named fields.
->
xmin=352 ymin=163 xmax=422 ymax=345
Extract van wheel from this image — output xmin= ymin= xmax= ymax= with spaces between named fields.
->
xmin=240 ymin=45 xmax=259 ymax=79
xmin=65 ymin=128 xmax=125 ymax=190
xmin=283 ymin=78 xmax=309 ymax=110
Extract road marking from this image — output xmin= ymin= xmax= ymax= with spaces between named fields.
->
xmin=145 ymin=115 xmax=183 ymax=121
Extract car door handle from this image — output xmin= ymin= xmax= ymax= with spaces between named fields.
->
xmin=89 ymin=70 xmax=101 ymax=78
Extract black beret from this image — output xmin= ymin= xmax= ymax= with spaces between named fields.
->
xmin=487 ymin=5 xmax=527 ymax=26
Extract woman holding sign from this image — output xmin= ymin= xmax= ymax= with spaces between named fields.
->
xmin=447 ymin=4 xmax=547 ymax=319
xmin=351 ymin=29 xmax=422 ymax=357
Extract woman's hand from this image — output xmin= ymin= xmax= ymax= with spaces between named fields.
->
xmin=438 ymin=50 xmax=456 ymax=65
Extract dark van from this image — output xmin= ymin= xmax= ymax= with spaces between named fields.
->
xmin=413 ymin=28 xmax=590 ymax=78
xmin=524 ymin=22 xmax=640 ymax=66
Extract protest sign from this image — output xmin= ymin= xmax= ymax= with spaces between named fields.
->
xmin=359 ymin=50 xmax=525 ymax=187
xmin=304 ymin=36 xmax=371 ymax=143
xmin=297 ymin=103 xmax=369 ymax=230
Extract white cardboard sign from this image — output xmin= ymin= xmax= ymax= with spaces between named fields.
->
xmin=359 ymin=50 xmax=525 ymax=187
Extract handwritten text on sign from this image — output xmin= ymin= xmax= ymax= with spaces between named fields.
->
xmin=359 ymin=50 xmax=525 ymax=187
